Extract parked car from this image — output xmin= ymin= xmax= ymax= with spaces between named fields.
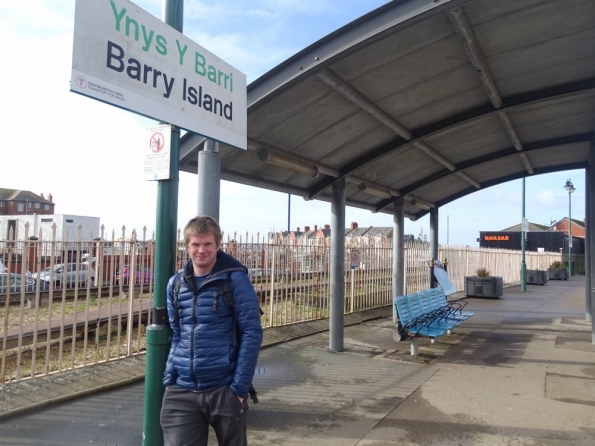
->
xmin=115 ymin=265 xmax=153 ymax=284
xmin=0 ymin=273 xmax=51 ymax=294
xmin=0 ymin=259 xmax=7 ymax=273
xmin=34 ymin=263 xmax=95 ymax=288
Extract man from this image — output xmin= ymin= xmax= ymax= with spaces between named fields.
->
xmin=161 ymin=216 xmax=263 ymax=446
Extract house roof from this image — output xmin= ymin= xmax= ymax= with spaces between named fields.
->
xmin=501 ymin=222 xmax=551 ymax=232
xmin=552 ymin=217 xmax=586 ymax=228
xmin=302 ymin=229 xmax=317 ymax=239
xmin=346 ymin=226 xmax=372 ymax=237
xmin=178 ymin=0 xmax=595 ymax=223
xmin=363 ymin=227 xmax=393 ymax=237
xmin=318 ymin=228 xmax=331 ymax=237
xmin=0 ymin=188 xmax=52 ymax=204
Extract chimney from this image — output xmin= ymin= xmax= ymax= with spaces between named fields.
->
xmin=48 ymin=193 xmax=53 ymax=203
xmin=297 ymin=227 xmax=300 ymax=232
xmin=40 ymin=193 xmax=44 ymax=199
xmin=304 ymin=226 xmax=310 ymax=232
xmin=324 ymin=224 xmax=330 ymax=230
xmin=350 ymin=222 xmax=358 ymax=229
xmin=314 ymin=225 xmax=318 ymax=231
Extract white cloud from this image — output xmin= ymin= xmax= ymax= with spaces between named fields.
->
xmin=535 ymin=189 xmax=557 ymax=206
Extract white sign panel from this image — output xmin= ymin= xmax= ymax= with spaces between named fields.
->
xmin=71 ymin=0 xmax=247 ymax=150
xmin=522 ymin=217 xmax=529 ymax=232
xmin=431 ymin=260 xmax=456 ymax=296
xmin=144 ymin=124 xmax=172 ymax=180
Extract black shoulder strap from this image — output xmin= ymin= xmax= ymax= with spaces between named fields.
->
xmin=219 ymin=271 xmax=264 ymax=315
xmin=172 ymin=272 xmax=184 ymax=323
xmin=220 ymin=272 xmax=234 ymax=309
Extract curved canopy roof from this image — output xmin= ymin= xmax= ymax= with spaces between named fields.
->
xmin=180 ymin=0 xmax=595 ymax=221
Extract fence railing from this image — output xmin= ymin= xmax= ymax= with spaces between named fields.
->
xmin=1 ymin=224 xmax=564 ymax=385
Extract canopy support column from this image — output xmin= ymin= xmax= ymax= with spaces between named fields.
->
xmin=329 ymin=179 xmax=346 ymax=352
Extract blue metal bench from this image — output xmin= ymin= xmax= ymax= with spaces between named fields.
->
xmin=428 ymin=287 xmax=474 ymax=321
xmin=394 ymin=287 xmax=474 ymax=355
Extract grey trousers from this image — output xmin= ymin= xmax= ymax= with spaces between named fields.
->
xmin=160 ymin=385 xmax=248 ymax=446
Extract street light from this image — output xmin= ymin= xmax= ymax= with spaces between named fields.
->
xmin=563 ymin=179 xmax=576 ymax=276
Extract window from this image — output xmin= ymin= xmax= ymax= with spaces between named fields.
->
xmin=41 ymin=218 xmax=53 ymax=223
xmin=44 ymin=204 xmax=50 ymax=211
xmin=0 ymin=200 xmax=4 ymax=207
xmin=27 ymin=202 xmax=31 ymax=209
xmin=17 ymin=203 xmax=24 ymax=212
xmin=66 ymin=219 xmax=74 ymax=223
xmin=35 ymin=203 xmax=40 ymax=209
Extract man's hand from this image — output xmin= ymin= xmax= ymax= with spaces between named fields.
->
xmin=238 ymin=396 xmax=244 ymax=404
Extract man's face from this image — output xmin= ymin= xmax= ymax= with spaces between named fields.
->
xmin=187 ymin=233 xmax=218 ymax=274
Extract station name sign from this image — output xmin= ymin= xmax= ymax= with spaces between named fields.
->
xmin=70 ymin=0 xmax=247 ymax=150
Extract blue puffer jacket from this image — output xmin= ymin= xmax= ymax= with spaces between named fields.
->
xmin=163 ymin=251 xmax=263 ymax=398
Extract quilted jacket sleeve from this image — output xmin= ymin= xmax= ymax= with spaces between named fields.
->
xmin=229 ymin=271 xmax=264 ymax=397
xmin=163 ymin=275 xmax=180 ymax=387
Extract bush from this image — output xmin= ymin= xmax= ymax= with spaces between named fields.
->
xmin=549 ymin=261 xmax=566 ymax=269
xmin=476 ymin=267 xmax=490 ymax=277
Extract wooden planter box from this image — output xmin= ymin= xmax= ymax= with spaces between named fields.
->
xmin=464 ymin=276 xmax=503 ymax=298
xmin=547 ymin=268 xmax=568 ymax=280
xmin=526 ymin=270 xmax=547 ymax=285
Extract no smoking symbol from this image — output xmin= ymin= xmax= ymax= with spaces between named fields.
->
xmin=150 ymin=132 xmax=164 ymax=153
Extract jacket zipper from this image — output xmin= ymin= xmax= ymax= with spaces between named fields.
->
xmin=190 ymin=285 xmax=198 ymax=388
xmin=186 ymin=270 xmax=239 ymax=389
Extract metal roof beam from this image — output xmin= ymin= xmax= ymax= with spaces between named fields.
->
xmin=414 ymin=141 xmax=456 ymax=171
xmin=305 ymin=78 xmax=595 ymax=199
xmin=434 ymin=162 xmax=589 ymax=209
xmin=179 ymin=133 xmax=206 ymax=166
xmin=319 ymin=70 xmax=473 ymax=189
xmin=318 ymin=69 xmax=412 ymax=140
xmin=518 ymin=153 xmax=534 ymax=175
xmin=395 ymin=161 xmax=588 ymax=221
xmin=448 ymin=7 xmax=502 ymax=108
xmin=372 ymin=133 xmax=594 ymax=212
xmin=456 ymin=171 xmax=481 ymax=189
xmin=498 ymin=112 xmax=523 ymax=151
xmin=449 ymin=8 xmax=527 ymax=156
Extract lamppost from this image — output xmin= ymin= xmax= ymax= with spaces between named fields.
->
xmin=563 ymin=179 xmax=576 ymax=276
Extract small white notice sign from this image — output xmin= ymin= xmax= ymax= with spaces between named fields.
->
xmin=144 ymin=124 xmax=172 ymax=181
xmin=522 ymin=217 xmax=529 ymax=232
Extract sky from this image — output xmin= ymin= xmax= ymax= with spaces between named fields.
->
xmin=1 ymin=0 xmax=586 ymax=246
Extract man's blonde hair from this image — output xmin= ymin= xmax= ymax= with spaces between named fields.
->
xmin=184 ymin=216 xmax=222 ymax=247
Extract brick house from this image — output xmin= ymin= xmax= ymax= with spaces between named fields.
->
xmin=313 ymin=224 xmax=331 ymax=247
xmin=345 ymin=222 xmax=371 ymax=247
xmin=287 ymin=228 xmax=303 ymax=246
xmin=298 ymin=226 xmax=317 ymax=245
xmin=362 ymin=226 xmax=393 ymax=247
xmin=552 ymin=217 xmax=585 ymax=238
xmin=0 ymin=189 xmax=55 ymax=216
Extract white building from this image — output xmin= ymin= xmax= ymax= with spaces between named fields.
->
xmin=0 ymin=214 xmax=100 ymax=242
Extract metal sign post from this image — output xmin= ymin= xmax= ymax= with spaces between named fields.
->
xmin=521 ymin=179 xmax=527 ymax=292
xmin=142 ymin=4 xmax=181 ymax=446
